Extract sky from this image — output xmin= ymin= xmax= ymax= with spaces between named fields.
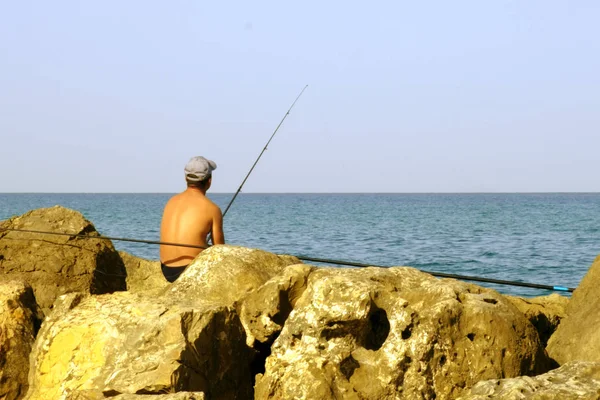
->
xmin=1 ymin=1 xmax=599 ymax=193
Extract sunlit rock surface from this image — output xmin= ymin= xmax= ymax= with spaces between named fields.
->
xmin=165 ymin=245 xmax=301 ymax=305
xmin=0 ymin=281 xmax=41 ymax=400
xmin=0 ymin=206 xmax=126 ymax=315
xmin=255 ymin=267 xmax=551 ymax=400
xmin=25 ymin=292 xmax=251 ymax=400
xmin=66 ymin=390 xmax=205 ymax=400
xmin=457 ymin=361 xmax=600 ymax=399
xmin=25 ymin=245 xmax=302 ymax=400
xmin=547 ymin=254 xmax=600 ymax=364
xmin=110 ymin=393 xmax=205 ymax=400
xmin=239 ymin=263 xmax=314 ymax=348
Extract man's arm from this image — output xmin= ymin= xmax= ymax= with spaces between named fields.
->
xmin=211 ymin=207 xmax=225 ymax=245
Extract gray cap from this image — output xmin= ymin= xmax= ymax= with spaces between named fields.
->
xmin=184 ymin=156 xmax=217 ymax=182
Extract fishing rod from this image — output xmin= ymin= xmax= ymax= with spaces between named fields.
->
xmin=0 ymin=227 xmax=575 ymax=293
xmin=297 ymin=255 xmax=574 ymax=293
xmin=222 ymin=84 xmax=308 ymax=218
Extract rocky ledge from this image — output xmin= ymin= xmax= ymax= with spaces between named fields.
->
xmin=0 ymin=206 xmax=598 ymax=399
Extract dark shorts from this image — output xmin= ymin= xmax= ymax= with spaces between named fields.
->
xmin=161 ymin=263 xmax=188 ymax=283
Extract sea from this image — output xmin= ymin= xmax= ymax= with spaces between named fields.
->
xmin=1 ymin=193 xmax=599 ymax=298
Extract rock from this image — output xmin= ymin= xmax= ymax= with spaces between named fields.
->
xmin=110 ymin=393 xmax=205 ymax=400
xmin=0 ymin=206 xmax=126 ymax=315
xmin=457 ymin=361 xmax=600 ymax=399
xmin=239 ymin=264 xmax=314 ymax=348
xmin=237 ymin=264 xmax=314 ymax=383
xmin=0 ymin=281 xmax=41 ymax=400
xmin=165 ymin=245 xmax=301 ymax=305
xmin=505 ymin=293 xmax=569 ymax=348
xmin=547 ymin=255 xmax=600 ymax=364
xmin=67 ymin=391 xmax=205 ymax=400
xmin=255 ymin=267 xmax=551 ymax=400
xmin=119 ymin=251 xmax=168 ymax=293
xmin=161 ymin=245 xmax=303 ymax=389
xmin=25 ymin=292 xmax=251 ymax=400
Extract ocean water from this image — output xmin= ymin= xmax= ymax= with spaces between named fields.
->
xmin=1 ymin=193 xmax=599 ymax=298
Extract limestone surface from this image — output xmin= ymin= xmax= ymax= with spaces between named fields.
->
xmin=457 ymin=361 xmax=600 ymax=399
xmin=0 ymin=206 xmax=126 ymax=315
xmin=0 ymin=281 xmax=41 ymax=400
xmin=547 ymin=254 xmax=600 ymax=364
xmin=255 ymin=267 xmax=551 ymax=400
xmin=165 ymin=245 xmax=301 ymax=305
xmin=25 ymin=292 xmax=251 ymax=400
xmin=119 ymin=250 xmax=168 ymax=293
xmin=239 ymin=263 xmax=314 ymax=348
xmin=506 ymin=293 xmax=569 ymax=348
xmin=66 ymin=391 xmax=205 ymax=400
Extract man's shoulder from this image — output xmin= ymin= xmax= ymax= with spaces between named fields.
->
xmin=204 ymin=197 xmax=223 ymax=215
xmin=164 ymin=193 xmax=182 ymax=207
xmin=192 ymin=195 xmax=222 ymax=213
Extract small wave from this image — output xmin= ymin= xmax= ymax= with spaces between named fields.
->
xmin=414 ymin=262 xmax=444 ymax=268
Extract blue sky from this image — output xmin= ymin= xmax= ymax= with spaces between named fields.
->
xmin=1 ymin=1 xmax=598 ymax=193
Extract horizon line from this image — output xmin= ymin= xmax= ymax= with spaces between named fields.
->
xmin=2 ymin=191 xmax=600 ymax=195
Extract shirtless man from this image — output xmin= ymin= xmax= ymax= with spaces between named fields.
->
xmin=159 ymin=156 xmax=225 ymax=282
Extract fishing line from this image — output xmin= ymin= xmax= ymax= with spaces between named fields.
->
xmin=0 ymin=227 xmax=576 ymax=292
xmin=0 ymin=228 xmax=207 ymax=250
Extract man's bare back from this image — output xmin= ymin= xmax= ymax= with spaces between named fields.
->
xmin=160 ymin=189 xmax=224 ymax=267
xmin=160 ymin=156 xmax=224 ymax=276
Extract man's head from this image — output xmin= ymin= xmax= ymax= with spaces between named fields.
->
xmin=184 ymin=156 xmax=217 ymax=190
